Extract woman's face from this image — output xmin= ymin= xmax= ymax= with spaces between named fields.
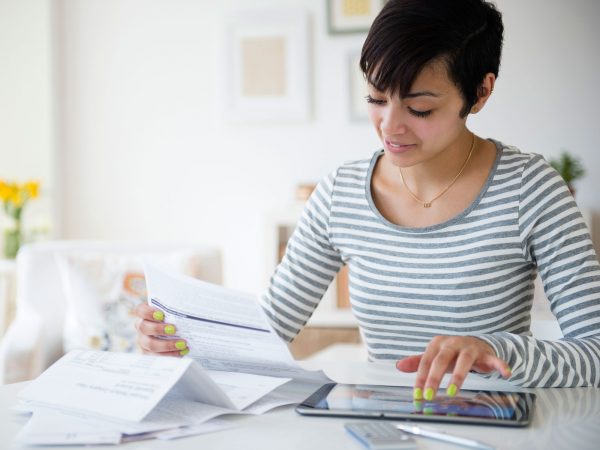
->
xmin=366 ymin=62 xmax=470 ymax=168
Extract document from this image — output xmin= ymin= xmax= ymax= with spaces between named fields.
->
xmin=15 ymin=409 xmax=123 ymax=446
xmin=18 ymin=349 xmax=235 ymax=422
xmin=144 ymin=261 xmax=329 ymax=383
xmin=16 ymin=351 xmax=294 ymax=445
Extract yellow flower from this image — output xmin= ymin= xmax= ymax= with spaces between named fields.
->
xmin=0 ymin=180 xmax=11 ymax=202
xmin=0 ymin=179 xmax=41 ymax=210
xmin=10 ymin=189 xmax=23 ymax=208
xmin=24 ymin=181 xmax=40 ymax=199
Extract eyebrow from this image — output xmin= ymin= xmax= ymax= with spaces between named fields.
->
xmin=402 ymin=91 xmax=441 ymax=99
xmin=367 ymin=82 xmax=441 ymax=99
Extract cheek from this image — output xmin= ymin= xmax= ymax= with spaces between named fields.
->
xmin=367 ymin=108 xmax=383 ymax=134
xmin=418 ymin=113 xmax=465 ymax=144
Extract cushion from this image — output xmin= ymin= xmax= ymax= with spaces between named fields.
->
xmin=57 ymin=251 xmax=199 ymax=354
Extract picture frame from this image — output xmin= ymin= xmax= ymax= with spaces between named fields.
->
xmin=348 ymin=51 xmax=369 ymax=121
xmin=327 ymin=0 xmax=386 ymax=34
xmin=222 ymin=9 xmax=310 ymax=123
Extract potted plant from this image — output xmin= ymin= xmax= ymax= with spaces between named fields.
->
xmin=549 ymin=151 xmax=585 ymax=197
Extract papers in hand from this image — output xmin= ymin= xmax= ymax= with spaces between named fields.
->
xmin=143 ymin=262 xmax=328 ymax=382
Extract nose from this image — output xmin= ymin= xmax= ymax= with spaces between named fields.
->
xmin=380 ymin=105 xmax=408 ymax=136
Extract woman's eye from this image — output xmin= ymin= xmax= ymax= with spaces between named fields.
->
xmin=365 ymin=95 xmax=386 ymax=105
xmin=408 ymin=107 xmax=432 ymax=118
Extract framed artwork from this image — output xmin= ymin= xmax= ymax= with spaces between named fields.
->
xmin=222 ymin=9 xmax=310 ymax=123
xmin=327 ymin=0 xmax=386 ymax=34
xmin=348 ymin=51 xmax=369 ymax=121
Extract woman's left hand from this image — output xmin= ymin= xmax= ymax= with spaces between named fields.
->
xmin=395 ymin=335 xmax=512 ymax=401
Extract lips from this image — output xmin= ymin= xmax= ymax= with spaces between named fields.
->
xmin=384 ymin=138 xmax=416 ymax=153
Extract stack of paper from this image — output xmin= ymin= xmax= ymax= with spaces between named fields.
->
xmin=14 ymin=263 xmax=330 ymax=445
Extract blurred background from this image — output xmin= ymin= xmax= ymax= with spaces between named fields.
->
xmin=1 ymin=0 xmax=599 ymax=294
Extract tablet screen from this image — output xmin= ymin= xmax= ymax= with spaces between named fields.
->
xmin=296 ymin=383 xmax=535 ymax=427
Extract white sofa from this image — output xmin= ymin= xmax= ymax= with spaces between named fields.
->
xmin=0 ymin=240 xmax=222 ymax=385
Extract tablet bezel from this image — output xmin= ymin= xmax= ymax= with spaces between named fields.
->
xmin=295 ymin=383 xmax=535 ymax=427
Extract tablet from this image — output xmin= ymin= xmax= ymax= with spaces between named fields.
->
xmin=295 ymin=383 xmax=535 ymax=427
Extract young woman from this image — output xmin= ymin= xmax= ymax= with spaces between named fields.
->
xmin=135 ymin=0 xmax=600 ymax=401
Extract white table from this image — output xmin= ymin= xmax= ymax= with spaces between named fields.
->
xmin=1 ymin=360 xmax=599 ymax=450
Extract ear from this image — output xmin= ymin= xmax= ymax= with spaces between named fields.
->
xmin=470 ymin=73 xmax=496 ymax=114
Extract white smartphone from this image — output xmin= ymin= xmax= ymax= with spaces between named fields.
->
xmin=344 ymin=422 xmax=417 ymax=450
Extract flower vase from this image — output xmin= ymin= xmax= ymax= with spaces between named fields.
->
xmin=3 ymin=221 xmax=21 ymax=259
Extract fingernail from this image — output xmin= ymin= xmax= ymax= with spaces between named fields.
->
xmin=164 ymin=324 xmax=176 ymax=335
xmin=446 ymin=383 xmax=457 ymax=397
xmin=175 ymin=340 xmax=187 ymax=350
xmin=413 ymin=387 xmax=423 ymax=400
xmin=424 ymin=387 xmax=435 ymax=401
xmin=152 ymin=310 xmax=164 ymax=321
xmin=179 ymin=348 xmax=189 ymax=356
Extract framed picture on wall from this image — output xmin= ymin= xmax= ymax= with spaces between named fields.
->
xmin=327 ymin=0 xmax=386 ymax=34
xmin=348 ymin=51 xmax=369 ymax=121
xmin=222 ymin=9 xmax=310 ymax=123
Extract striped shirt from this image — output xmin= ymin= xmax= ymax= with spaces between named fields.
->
xmin=260 ymin=140 xmax=600 ymax=387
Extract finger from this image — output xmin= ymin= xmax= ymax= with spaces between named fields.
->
xmin=140 ymin=348 xmax=184 ymax=357
xmin=137 ymin=334 xmax=189 ymax=355
xmin=135 ymin=303 xmax=165 ymax=322
xmin=396 ymin=355 xmax=421 ymax=373
xmin=413 ymin=336 xmax=446 ymax=399
xmin=479 ymin=354 xmax=512 ymax=378
xmin=137 ymin=318 xmax=179 ymax=338
xmin=447 ymin=350 xmax=477 ymax=397
xmin=424 ymin=348 xmax=458 ymax=401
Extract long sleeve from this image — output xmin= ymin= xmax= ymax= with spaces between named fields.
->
xmin=260 ymin=171 xmax=344 ymax=342
xmin=477 ymin=154 xmax=600 ymax=387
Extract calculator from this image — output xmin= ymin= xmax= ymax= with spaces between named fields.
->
xmin=344 ymin=422 xmax=417 ymax=450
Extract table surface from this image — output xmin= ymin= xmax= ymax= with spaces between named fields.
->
xmin=2 ymin=359 xmax=599 ymax=450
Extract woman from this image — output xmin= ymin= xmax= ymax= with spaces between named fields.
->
xmin=135 ymin=0 xmax=600 ymax=401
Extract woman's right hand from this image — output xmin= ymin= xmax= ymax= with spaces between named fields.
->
xmin=134 ymin=303 xmax=189 ymax=356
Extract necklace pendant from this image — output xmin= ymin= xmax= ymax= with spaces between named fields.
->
xmin=423 ymin=202 xmax=432 ymax=208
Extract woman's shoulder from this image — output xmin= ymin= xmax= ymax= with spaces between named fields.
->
xmin=314 ymin=151 xmax=381 ymax=200
xmin=329 ymin=149 xmax=382 ymax=181
xmin=492 ymin=139 xmax=552 ymax=173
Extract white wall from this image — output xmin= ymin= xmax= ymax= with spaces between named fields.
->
xmin=26 ymin=0 xmax=600 ymax=292
xmin=0 ymin=0 xmax=55 ymax=235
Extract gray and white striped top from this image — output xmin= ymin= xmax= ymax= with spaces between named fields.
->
xmin=260 ymin=140 xmax=600 ymax=387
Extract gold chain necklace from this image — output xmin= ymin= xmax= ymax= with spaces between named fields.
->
xmin=399 ymin=134 xmax=476 ymax=208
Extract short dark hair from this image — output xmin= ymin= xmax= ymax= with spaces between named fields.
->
xmin=360 ymin=0 xmax=504 ymax=117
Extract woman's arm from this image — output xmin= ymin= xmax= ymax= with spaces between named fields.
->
xmin=477 ymin=154 xmax=600 ymax=387
xmin=260 ymin=170 xmax=344 ymax=342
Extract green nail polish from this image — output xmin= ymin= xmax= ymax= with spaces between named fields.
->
xmin=413 ymin=387 xmax=423 ymax=400
xmin=152 ymin=310 xmax=164 ymax=321
xmin=179 ymin=348 xmax=189 ymax=356
xmin=423 ymin=407 xmax=434 ymax=416
xmin=447 ymin=383 xmax=457 ymax=397
xmin=164 ymin=325 xmax=176 ymax=335
xmin=424 ymin=387 xmax=435 ymax=401
xmin=413 ymin=401 xmax=423 ymax=412
xmin=175 ymin=340 xmax=187 ymax=350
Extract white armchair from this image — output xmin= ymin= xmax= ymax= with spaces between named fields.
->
xmin=0 ymin=240 xmax=222 ymax=384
